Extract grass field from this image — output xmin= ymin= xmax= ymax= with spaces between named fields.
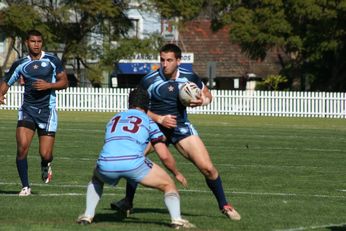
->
xmin=0 ymin=110 xmax=345 ymax=231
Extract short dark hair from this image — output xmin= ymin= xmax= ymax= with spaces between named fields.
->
xmin=160 ymin=43 xmax=182 ymax=59
xmin=128 ymin=87 xmax=149 ymax=112
xmin=26 ymin=29 xmax=43 ymax=40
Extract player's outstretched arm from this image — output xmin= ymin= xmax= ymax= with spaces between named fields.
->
xmin=0 ymin=81 xmax=10 ymax=105
xmin=153 ymin=142 xmax=187 ymax=187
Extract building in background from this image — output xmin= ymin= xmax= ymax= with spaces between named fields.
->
xmin=112 ymin=11 xmax=282 ymax=89
xmin=0 ymin=1 xmax=282 ymax=89
xmin=176 ymin=20 xmax=282 ymax=90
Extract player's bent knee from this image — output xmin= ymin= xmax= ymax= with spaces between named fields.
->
xmin=163 ymin=182 xmax=177 ymax=193
xmin=16 ymin=148 xmax=29 ymax=158
xmin=200 ymin=165 xmax=218 ymax=179
xmin=40 ymin=153 xmax=53 ymax=160
xmin=153 ymin=180 xmax=176 ymax=193
xmin=17 ymin=149 xmax=28 ymax=157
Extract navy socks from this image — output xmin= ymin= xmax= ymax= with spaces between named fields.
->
xmin=16 ymin=158 xmax=29 ymax=188
xmin=125 ymin=181 xmax=138 ymax=204
xmin=205 ymin=175 xmax=228 ymax=209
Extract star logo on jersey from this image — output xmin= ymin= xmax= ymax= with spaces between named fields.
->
xmin=33 ymin=64 xmax=39 ymax=69
xmin=168 ymin=85 xmax=174 ymax=92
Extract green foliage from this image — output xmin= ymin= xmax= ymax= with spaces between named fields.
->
xmin=0 ymin=3 xmax=52 ymax=43
xmin=149 ymin=0 xmax=345 ymax=91
xmin=0 ymin=0 xmax=162 ymax=86
xmin=85 ymin=64 xmax=105 ymax=88
xmin=2 ymin=0 xmax=346 ymax=90
xmin=224 ymin=0 xmax=346 ymax=91
xmin=100 ymin=34 xmax=164 ymax=67
xmin=147 ymin=0 xmax=205 ymax=20
xmin=256 ymin=74 xmax=288 ymax=91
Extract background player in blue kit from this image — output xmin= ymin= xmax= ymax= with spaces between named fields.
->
xmin=0 ymin=29 xmax=68 ymax=196
xmin=77 ymin=88 xmax=194 ymax=229
xmin=112 ymin=44 xmax=241 ymax=221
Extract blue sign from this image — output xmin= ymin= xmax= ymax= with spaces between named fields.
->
xmin=117 ymin=52 xmax=194 ymax=75
xmin=117 ymin=63 xmax=193 ymax=75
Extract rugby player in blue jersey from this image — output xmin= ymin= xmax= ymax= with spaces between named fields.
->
xmin=111 ymin=44 xmax=241 ymax=221
xmin=77 ymin=87 xmax=194 ymax=229
xmin=0 ymin=29 xmax=68 ymax=196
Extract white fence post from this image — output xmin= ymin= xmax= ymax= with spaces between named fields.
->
xmin=1 ymin=87 xmax=345 ymax=118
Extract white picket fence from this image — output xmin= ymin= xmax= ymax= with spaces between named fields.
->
xmin=1 ymin=86 xmax=345 ymax=118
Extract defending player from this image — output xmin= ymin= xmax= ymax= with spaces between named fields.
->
xmin=0 ymin=29 xmax=68 ymax=196
xmin=77 ymin=87 xmax=195 ymax=229
xmin=111 ymin=43 xmax=241 ymax=220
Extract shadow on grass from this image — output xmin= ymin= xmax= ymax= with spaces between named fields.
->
xmin=104 ymin=207 xmax=198 ymax=217
xmin=93 ymin=207 xmax=199 ymax=226
xmin=0 ymin=190 xmax=21 ymax=194
xmin=329 ymin=225 xmax=346 ymax=231
xmin=93 ymin=210 xmax=170 ymax=227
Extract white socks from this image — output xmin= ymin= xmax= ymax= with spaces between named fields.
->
xmin=84 ymin=180 xmax=103 ymax=218
xmin=164 ymin=192 xmax=181 ymax=220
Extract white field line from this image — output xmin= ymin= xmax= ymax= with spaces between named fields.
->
xmin=0 ymin=155 xmax=338 ymax=169
xmin=273 ymin=222 xmax=346 ymax=231
xmin=55 ymin=146 xmax=344 ymax=153
xmin=0 ymin=192 xmax=121 ymax=197
xmin=0 ymin=182 xmax=345 ymax=199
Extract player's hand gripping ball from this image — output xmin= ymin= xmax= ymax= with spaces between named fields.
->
xmin=179 ymin=81 xmax=201 ymax=106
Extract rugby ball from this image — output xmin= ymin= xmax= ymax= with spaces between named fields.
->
xmin=179 ymin=81 xmax=201 ymax=106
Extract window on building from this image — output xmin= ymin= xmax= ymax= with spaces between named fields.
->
xmin=127 ymin=18 xmax=140 ymax=38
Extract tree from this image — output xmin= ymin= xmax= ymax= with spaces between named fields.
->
xmin=255 ymin=74 xmax=288 ymax=91
xmin=0 ymin=0 xmax=161 ymax=86
xmin=211 ymin=0 xmax=346 ymax=91
xmin=146 ymin=0 xmax=346 ymax=91
xmin=146 ymin=0 xmax=205 ymax=20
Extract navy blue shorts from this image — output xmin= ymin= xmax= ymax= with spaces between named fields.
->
xmin=17 ymin=105 xmax=58 ymax=136
xmin=158 ymin=121 xmax=198 ymax=144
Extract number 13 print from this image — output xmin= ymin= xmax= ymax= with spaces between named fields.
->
xmin=110 ymin=116 xmax=143 ymax=133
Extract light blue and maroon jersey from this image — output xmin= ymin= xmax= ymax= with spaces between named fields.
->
xmin=139 ymin=66 xmax=204 ymax=123
xmin=97 ymin=109 xmax=164 ymax=172
xmin=4 ymin=51 xmax=65 ymax=109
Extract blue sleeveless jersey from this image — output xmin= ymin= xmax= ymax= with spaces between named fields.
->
xmin=4 ymin=51 xmax=65 ymax=109
xmin=139 ymin=67 xmax=204 ymax=123
xmin=97 ymin=109 xmax=165 ymax=172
